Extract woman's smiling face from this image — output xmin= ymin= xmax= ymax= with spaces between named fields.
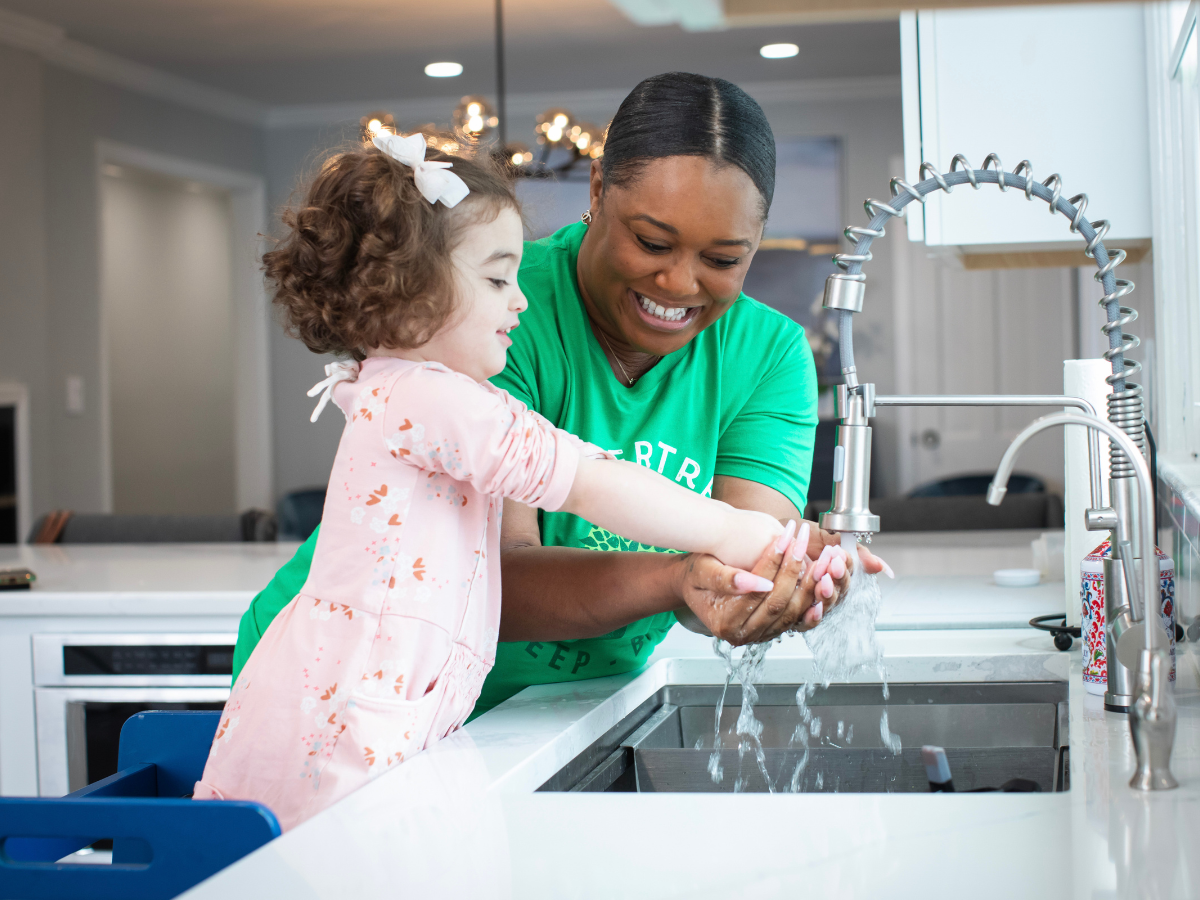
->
xmin=578 ymin=155 xmax=766 ymax=357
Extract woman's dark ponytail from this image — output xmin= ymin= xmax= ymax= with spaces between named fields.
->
xmin=601 ymin=72 xmax=776 ymax=216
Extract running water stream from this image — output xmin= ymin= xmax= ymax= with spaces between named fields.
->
xmin=707 ymin=533 xmax=901 ymax=792
xmin=706 ymin=637 xmax=775 ymax=790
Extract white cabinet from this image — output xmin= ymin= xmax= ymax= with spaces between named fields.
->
xmin=900 ymin=4 xmax=1152 ymax=248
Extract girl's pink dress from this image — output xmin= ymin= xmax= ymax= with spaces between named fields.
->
xmin=195 ymin=357 xmax=605 ymax=831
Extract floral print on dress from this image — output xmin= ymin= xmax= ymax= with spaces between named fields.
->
xmin=194 ymin=358 xmax=611 ymax=831
xmin=353 ymin=385 xmax=387 ymax=423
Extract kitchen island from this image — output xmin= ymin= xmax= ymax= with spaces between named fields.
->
xmin=0 ymin=542 xmax=301 ymax=797
xmin=174 ymin=630 xmax=1199 ymax=899
xmin=162 ymin=531 xmax=1197 ymax=900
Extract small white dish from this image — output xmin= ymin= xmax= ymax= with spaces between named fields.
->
xmin=994 ymin=568 xmax=1041 ymax=588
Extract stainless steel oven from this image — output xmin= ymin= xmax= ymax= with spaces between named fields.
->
xmin=33 ymin=633 xmax=234 ymax=796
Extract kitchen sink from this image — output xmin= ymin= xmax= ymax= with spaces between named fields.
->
xmin=538 ymin=682 xmax=1069 ymax=794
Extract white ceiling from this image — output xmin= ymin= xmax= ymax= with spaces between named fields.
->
xmin=0 ymin=0 xmax=900 ymax=105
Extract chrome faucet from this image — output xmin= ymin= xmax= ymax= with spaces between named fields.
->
xmin=989 ymin=412 xmax=1177 ymax=791
xmin=815 ymin=156 xmax=1168 ymax=790
xmin=820 ymin=388 xmax=1110 ymax=540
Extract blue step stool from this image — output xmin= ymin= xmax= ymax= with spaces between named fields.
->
xmin=0 ymin=710 xmax=280 ymax=900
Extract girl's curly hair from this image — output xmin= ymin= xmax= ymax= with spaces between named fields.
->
xmin=264 ymin=142 xmax=519 ymax=359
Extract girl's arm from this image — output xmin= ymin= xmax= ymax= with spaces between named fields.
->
xmin=497 ymin=499 xmax=867 ymax=645
xmin=558 ymin=457 xmax=783 ymax=572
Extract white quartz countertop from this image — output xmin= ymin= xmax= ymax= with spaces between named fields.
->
xmin=0 ymin=543 xmax=302 ymax=616
xmin=179 ymin=624 xmax=1200 ymax=900
xmin=0 ymin=530 xmax=1060 ymax=626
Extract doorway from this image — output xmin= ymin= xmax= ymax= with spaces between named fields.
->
xmin=96 ymin=143 xmax=272 ymax=515
xmin=100 ymin=165 xmax=235 ymax=514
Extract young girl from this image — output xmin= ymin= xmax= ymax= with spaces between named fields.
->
xmin=195 ymin=132 xmax=791 ymax=831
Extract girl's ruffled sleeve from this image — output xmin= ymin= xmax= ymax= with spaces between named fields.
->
xmin=381 ymin=365 xmax=611 ymax=512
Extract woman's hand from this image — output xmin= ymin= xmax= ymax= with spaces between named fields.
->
xmin=675 ymin=521 xmax=809 ymax=643
xmin=675 ymin=521 xmax=893 ymax=643
xmin=790 ymin=536 xmax=893 ymax=632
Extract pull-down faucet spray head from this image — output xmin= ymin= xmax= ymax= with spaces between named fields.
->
xmin=819 ymin=383 xmax=880 ymax=538
xmin=819 ymin=270 xmax=878 ymax=539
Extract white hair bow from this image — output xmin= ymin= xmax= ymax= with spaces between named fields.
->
xmin=372 ymin=132 xmax=470 ymax=208
xmin=307 ymin=360 xmax=360 ymax=422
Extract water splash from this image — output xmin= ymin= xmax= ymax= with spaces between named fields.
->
xmin=879 ymin=708 xmax=902 ymax=754
xmin=787 ymin=534 xmax=899 ymax=790
xmin=708 ymin=638 xmax=733 ymax=784
xmin=708 ymin=637 xmax=776 ymax=792
xmin=707 ymin=535 xmax=899 ymax=793
xmin=803 ymin=536 xmax=885 ymax=682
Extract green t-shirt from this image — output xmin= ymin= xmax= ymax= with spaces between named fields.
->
xmin=232 ymin=221 xmax=818 ymax=719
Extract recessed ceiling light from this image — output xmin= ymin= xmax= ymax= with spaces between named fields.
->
xmin=425 ymin=62 xmax=463 ymax=77
xmin=760 ymin=43 xmax=799 ymax=59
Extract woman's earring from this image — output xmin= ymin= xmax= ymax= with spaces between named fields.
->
xmin=581 ymin=209 xmax=593 ymax=225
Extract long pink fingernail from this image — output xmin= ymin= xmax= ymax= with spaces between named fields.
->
xmin=811 ymin=601 xmax=824 ymax=622
xmin=810 ymin=554 xmax=828 ymax=582
xmin=793 ymin=523 xmax=811 ymax=560
xmin=734 ymin=571 xmax=775 ymax=593
xmin=819 ymin=573 xmax=834 ymax=598
xmin=859 ymin=547 xmax=895 ymax=579
xmin=775 ymin=520 xmax=797 ymax=554
xmin=830 ymin=555 xmax=846 ymax=580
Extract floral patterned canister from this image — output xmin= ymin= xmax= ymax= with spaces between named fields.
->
xmin=1080 ymin=538 xmax=1175 ymax=695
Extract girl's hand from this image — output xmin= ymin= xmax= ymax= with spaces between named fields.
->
xmin=709 ymin=508 xmax=788 ymax=572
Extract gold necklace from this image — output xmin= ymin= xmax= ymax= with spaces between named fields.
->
xmin=599 ymin=328 xmax=644 ymax=386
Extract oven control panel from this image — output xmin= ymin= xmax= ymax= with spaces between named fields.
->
xmin=33 ymin=633 xmax=237 ymax=687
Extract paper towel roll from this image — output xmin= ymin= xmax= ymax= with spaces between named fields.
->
xmin=1063 ymin=359 xmax=1113 ymax=626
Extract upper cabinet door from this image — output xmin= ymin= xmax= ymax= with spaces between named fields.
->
xmin=901 ymin=4 xmax=1151 ymax=248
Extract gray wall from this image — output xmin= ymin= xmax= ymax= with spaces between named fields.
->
xmin=263 ymin=92 xmax=905 ymax=502
xmin=0 ymin=51 xmax=902 ymax=518
xmin=0 ymin=49 xmax=266 ymax=519
xmin=0 ymin=47 xmax=51 ymax=522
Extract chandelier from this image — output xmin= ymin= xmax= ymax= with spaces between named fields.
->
xmin=361 ymin=100 xmax=603 ymax=178
xmin=359 ymin=0 xmax=604 ymax=177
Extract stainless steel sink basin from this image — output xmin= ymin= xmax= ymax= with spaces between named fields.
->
xmin=538 ymin=682 xmax=1069 ymax=794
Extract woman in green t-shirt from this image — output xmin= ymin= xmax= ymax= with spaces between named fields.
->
xmin=235 ymin=72 xmax=886 ymax=717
